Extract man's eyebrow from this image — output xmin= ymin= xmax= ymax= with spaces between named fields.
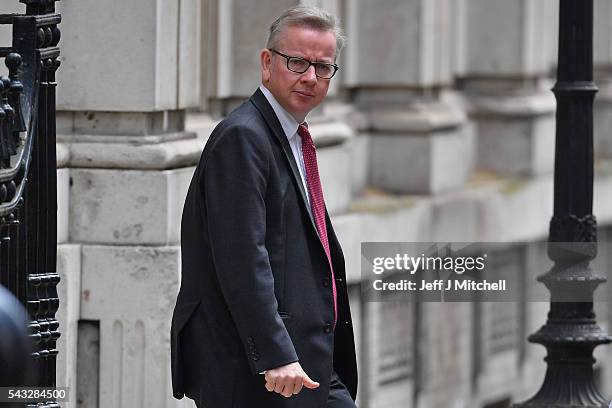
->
xmin=307 ymin=56 xmax=335 ymax=64
xmin=286 ymin=52 xmax=334 ymax=64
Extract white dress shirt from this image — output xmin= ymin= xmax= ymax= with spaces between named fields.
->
xmin=259 ymin=85 xmax=310 ymax=208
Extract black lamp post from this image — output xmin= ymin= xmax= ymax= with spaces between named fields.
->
xmin=515 ymin=1 xmax=611 ymax=406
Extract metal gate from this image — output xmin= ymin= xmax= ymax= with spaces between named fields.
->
xmin=0 ymin=0 xmax=61 ymax=406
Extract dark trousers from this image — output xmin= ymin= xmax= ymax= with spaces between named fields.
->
xmin=326 ymin=370 xmax=357 ymax=407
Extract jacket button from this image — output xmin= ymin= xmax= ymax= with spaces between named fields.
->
xmin=322 ymin=278 xmax=330 ymax=287
xmin=323 ymin=323 xmax=332 ymax=334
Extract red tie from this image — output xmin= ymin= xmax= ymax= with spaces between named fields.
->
xmin=298 ymin=124 xmax=337 ymax=328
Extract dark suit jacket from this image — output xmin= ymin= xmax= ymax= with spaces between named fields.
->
xmin=170 ymin=88 xmax=358 ymax=408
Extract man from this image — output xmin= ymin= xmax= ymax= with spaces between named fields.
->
xmin=171 ymin=6 xmax=357 ymax=407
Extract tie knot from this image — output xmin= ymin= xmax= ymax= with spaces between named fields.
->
xmin=297 ymin=124 xmax=311 ymax=141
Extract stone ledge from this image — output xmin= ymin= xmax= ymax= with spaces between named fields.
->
xmin=58 ymin=111 xmax=355 ymax=170
xmin=468 ymin=90 xmax=556 ymax=118
xmin=60 ymin=133 xmax=203 ymax=170
xmin=58 ymin=131 xmax=191 ymax=144
xmin=367 ymin=102 xmax=466 ymax=133
xmin=187 ymin=110 xmax=357 ymax=147
xmin=308 ymin=120 xmax=353 ymax=148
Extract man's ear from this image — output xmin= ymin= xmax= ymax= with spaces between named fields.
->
xmin=260 ymin=48 xmax=272 ymax=83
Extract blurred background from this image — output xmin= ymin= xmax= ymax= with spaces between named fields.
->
xmin=3 ymin=0 xmax=612 ymax=407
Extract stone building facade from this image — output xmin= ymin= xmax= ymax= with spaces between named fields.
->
xmin=3 ymin=0 xmax=612 ymax=407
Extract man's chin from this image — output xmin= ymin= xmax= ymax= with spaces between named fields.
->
xmin=291 ymin=103 xmax=319 ymax=118
xmin=285 ymin=104 xmax=309 ymax=121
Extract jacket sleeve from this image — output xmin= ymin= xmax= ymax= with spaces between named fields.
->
xmin=202 ymin=124 xmax=298 ymax=375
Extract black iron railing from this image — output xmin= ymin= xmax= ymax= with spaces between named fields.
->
xmin=0 ymin=0 xmax=60 ymax=406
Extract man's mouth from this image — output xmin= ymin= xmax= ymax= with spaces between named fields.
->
xmin=294 ymin=91 xmax=315 ymax=97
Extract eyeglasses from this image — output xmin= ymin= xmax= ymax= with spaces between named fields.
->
xmin=269 ymin=49 xmax=339 ymax=79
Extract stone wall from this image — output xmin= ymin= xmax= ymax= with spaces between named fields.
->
xmin=2 ymin=0 xmax=609 ymax=407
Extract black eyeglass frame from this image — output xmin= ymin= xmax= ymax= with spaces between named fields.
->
xmin=269 ymin=49 xmax=339 ymax=79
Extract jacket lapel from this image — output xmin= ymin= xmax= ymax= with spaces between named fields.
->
xmin=249 ymin=88 xmax=318 ymax=233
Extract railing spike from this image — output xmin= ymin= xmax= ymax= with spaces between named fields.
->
xmin=0 ymin=80 xmax=8 ymax=167
xmin=1 ymin=77 xmax=16 ymax=157
xmin=6 ymin=53 xmax=26 ymax=134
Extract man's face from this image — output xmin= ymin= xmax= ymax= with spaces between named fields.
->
xmin=261 ymin=25 xmax=337 ymax=123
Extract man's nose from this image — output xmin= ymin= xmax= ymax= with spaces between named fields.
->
xmin=301 ymin=65 xmax=317 ymax=83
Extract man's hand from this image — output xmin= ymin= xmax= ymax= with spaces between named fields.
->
xmin=264 ymin=362 xmax=320 ymax=398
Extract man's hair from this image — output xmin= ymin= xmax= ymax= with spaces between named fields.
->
xmin=266 ymin=5 xmax=346 ymax=58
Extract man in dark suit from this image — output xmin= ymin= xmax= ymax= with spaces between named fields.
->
xmin=171 ymin=5 xmax=357 ymax=407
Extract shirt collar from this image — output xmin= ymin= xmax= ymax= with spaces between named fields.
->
xmin=259 ymin=85 xmax=304 ymax=140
